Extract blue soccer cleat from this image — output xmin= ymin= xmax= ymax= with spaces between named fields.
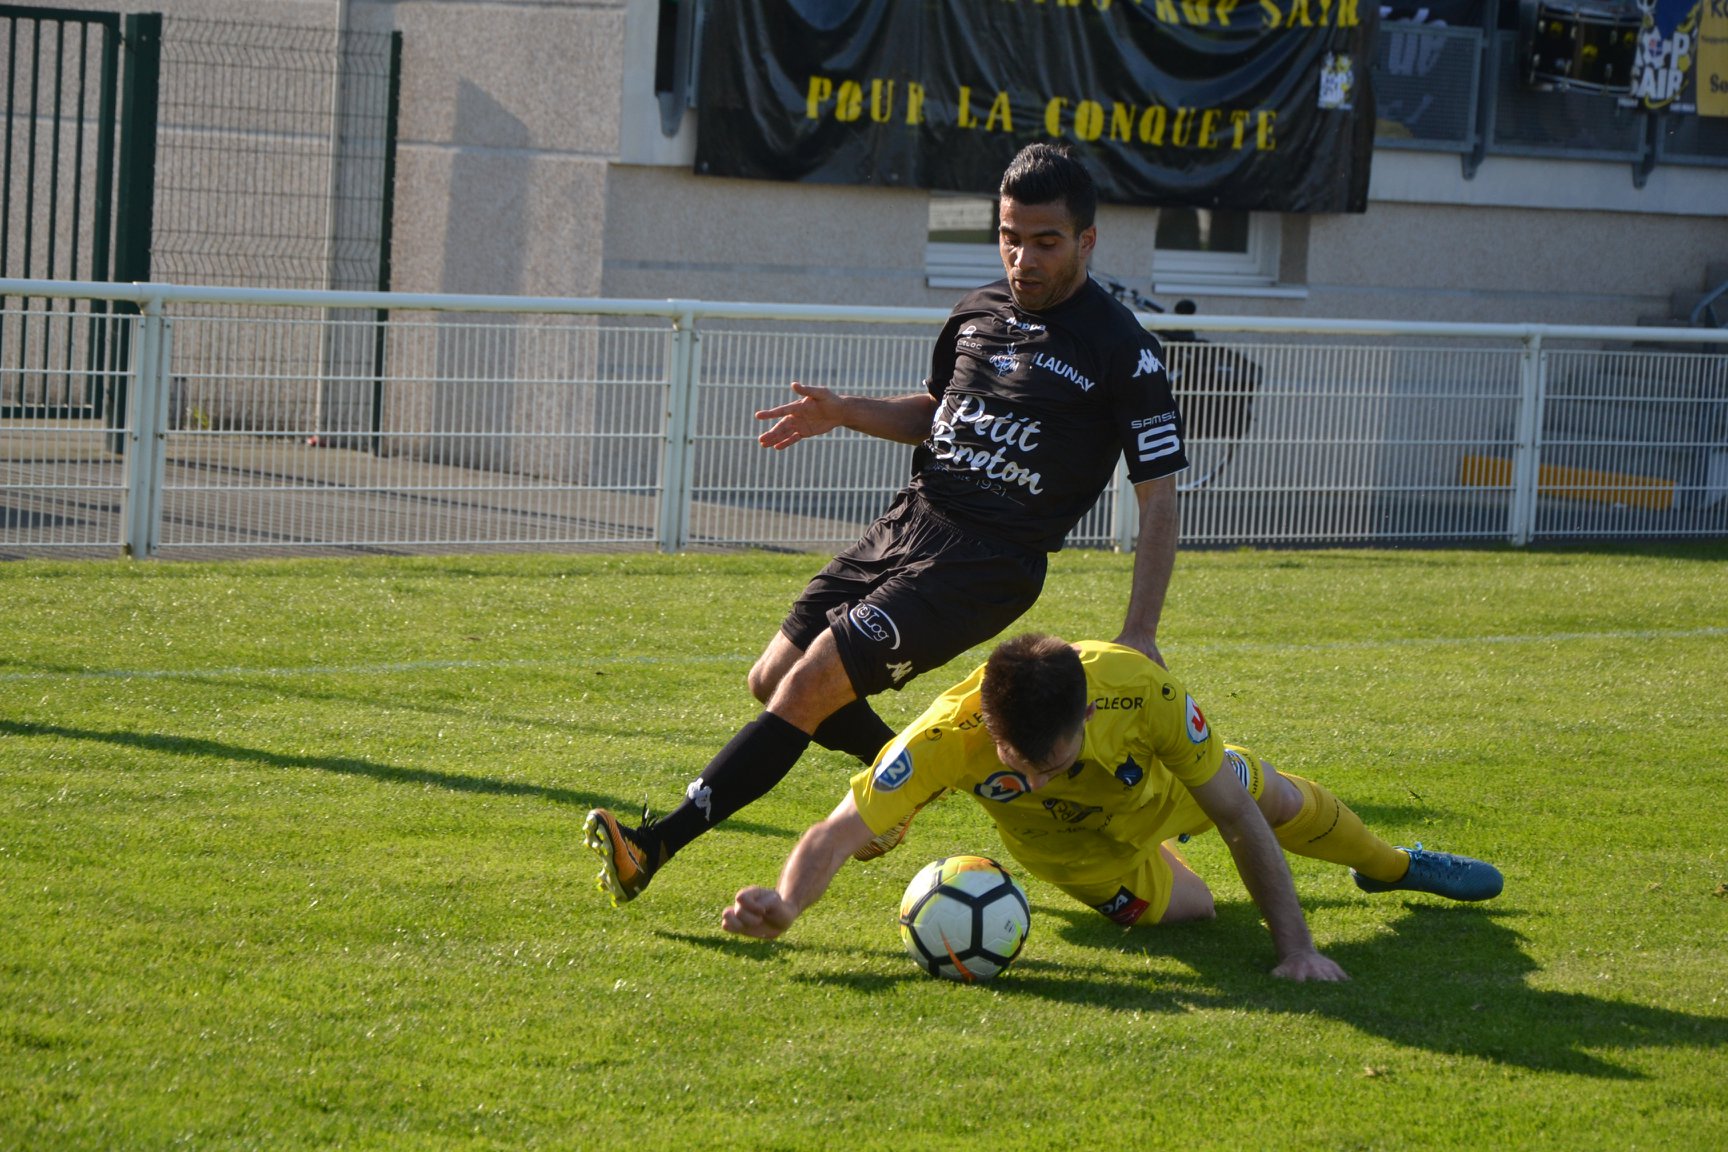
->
xmin=1352 ymin=844 xmax=1503 ymax=902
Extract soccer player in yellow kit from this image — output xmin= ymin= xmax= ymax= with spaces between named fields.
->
xmin=721 ymin=634 xmax=1502 ymax=981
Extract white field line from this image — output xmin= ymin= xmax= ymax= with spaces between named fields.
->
xmin=2 ymin=626 xmax=1724 ymax=684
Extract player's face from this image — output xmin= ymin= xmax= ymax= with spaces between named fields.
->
xmin=998 ymin=196 xmax=1095 ymax=313
xmin=995 ymin=721 xmax=1087 ymax=791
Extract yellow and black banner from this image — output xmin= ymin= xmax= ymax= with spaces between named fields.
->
xmin=694 ymin=0 xmax=1380 ymax=213
xmin=1695 ymin=0 xmax=1727 ymax=116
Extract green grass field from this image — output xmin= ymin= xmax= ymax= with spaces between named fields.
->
xmin=3 ymin=545 xmax=1725 ymax=1150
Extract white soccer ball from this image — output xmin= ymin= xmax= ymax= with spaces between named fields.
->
xmin=898 ymin=855 xmax=1030 ymax=983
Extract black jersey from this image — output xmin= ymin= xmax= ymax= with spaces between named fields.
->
xmin=908 ymin=277 xmax=1188 ymax=552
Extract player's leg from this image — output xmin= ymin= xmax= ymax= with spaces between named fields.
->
xmin=751 ymin=630 xmax=893 ymax=765
xmin=1157 ymin=842 xmax=1217 ymax=923
xmin=1250 ymin=750 xmax=1502 ymax=901
xmin=603 ymin=630 xmax=852 ymax=879
xmin=1049 ymin=842 xmax=1214 ymax=928
xmin=1240 ymin=749 xmax=1407 ymax=882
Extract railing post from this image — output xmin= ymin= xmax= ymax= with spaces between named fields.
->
xmin=1508 ymin=331 xmax=1544 ymax=546
xmin=121 ymin=297 xmax=170 ymax=558
xmin=658 ymin=310 xmax=698 ymax=552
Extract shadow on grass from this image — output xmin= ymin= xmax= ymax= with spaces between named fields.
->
xmin=0 ymin=718 xmax=785 ymax=836
xmin=1 ymin=717 xmax=613 ymax=806
xmin=1030 ymin=900 xmax=1728 ymax=1078
xmin=654 ymin=900 xmax=1728 ymax=1074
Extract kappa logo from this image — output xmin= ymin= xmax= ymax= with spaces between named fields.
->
xmin=686 ymin=776 xmax=713 ymax=821
xmin=849 ymin=603 xmax=901 ymax=650
xmin=887 ymin=660 xmax=914 ymax=684
xmin=975 ymin=770 xmax=1031 ymax=802
xmin=1007 ymin=316 xmax=1045 ymax=334
xmin=1185 ymin=694 xmax=1210 ymax=744
xmin=1134 ymin=348 xmax=1165 ymax=378
xmin=873 ymin=748 xmax=915 ymax=792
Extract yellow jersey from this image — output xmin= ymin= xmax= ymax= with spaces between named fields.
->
xmin=850 ymin=641 xmax=1226 ymax=887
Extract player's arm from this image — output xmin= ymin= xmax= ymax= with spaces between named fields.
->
xmin=721 ymin=792 xmax=876 ymax=940
xmin=1114 ymin=474 xmax=1177 ymax=667
xmin=1185 ymin=769 xmax=1349 ymax=982
xmin=756 ymin=383 xmax=937 ymax=449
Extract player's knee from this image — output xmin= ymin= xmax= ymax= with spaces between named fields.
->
xmin=746 ymin=660 xmax=778 ymax=704
xmin=1159 ymin=883 xmax=1216 ymax=924
xmin=1257 ymin=761 xmax=1304 ymax=826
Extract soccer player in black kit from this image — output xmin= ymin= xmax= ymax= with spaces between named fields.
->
xmin=585 ymin=142 xmax=1192 ymax=905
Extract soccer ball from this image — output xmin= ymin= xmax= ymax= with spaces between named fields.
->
xmin=898 ymin=855 xmax=1030 ymax=983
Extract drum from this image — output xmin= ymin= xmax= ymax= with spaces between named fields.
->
xmin=1524 ymin=2 xmax=1641 ymax=94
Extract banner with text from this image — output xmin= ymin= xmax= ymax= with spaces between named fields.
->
xmin=694 ymin=0 xmax=1380 ymax=213
xmin=1700 ymin=0 xmax=1728 ymax=117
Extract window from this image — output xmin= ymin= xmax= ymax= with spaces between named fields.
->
xmin=924 ymin=195 xmax=1281 ymax=292
xmin=1150 ymin=207 xmax=1280 ymax=289
xmin=925 ymin=195 xmax=1003 ymax=289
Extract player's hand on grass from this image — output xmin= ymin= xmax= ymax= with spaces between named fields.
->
xmin=1271 ymin=949 xmax=1350 ymax=982
xmin=722 ymin=886 xmax=799 ymax=939
xmin=756 ymin=381 xmax=844 ymax=449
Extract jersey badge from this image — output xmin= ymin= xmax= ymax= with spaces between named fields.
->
xmin=1113 ymin=756 xmax=1144 ymax=788
xmin=1185 ymin=695 xmax=1210 ymax=744
xmin=989 ymin=352 xmax=1018 ymax=376
xmin=1224 ymin=748 xmax=1258 ymax=792
xmin=974 ymin=770 xmax=1031 ymax=802
xmin=873 ymin=748 xmax=915 ymax=792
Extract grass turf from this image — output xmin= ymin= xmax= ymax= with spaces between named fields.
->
xmin=1 ymin=545 xmax=1725 ymax=1149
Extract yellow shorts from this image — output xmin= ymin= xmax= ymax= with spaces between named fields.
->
xmin=1052 ymin=745 xmax=1265 ymax=926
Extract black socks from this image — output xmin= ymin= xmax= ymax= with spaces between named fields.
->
xmin=652 ymin=711 xmax=812 ymax=861
xmin=810 ymin=698 xmax=897 ymax=765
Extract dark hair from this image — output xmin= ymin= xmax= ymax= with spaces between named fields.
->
xmin=980 ymin=633 xmax=1088 ymax=764
xmin=999 ymin=143 xmax=1097 ymax=233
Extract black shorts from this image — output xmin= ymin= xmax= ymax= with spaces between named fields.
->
xmin=781 ymin=491 xmax=1048 ymax=698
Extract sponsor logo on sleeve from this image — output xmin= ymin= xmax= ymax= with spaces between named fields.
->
xmin=873 ymin=747 xmax=915 ymax=792
xmin=1185 ymin=695 xmax=1210 ymax=744
xmin=1224 ymin=748 xmax=1251 ymax=789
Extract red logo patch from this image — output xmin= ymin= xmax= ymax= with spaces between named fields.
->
xmin=1185 ymin=695 xmax=1210 ymax=744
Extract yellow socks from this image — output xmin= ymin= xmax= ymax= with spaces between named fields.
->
xmin=1272 ymin=774 xmax=1407 ymax=884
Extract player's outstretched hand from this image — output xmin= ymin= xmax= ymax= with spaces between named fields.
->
xmin=756 ymin=381 xmax=844 ymax=450
xmin=1271 ymin=949 xmax=1350 ymax=982
xmin=722 ymin=886 xmax=799 ymax=940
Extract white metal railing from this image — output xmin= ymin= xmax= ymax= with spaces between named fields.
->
xmin=2 ymin=278 xmax=1726 ymax=558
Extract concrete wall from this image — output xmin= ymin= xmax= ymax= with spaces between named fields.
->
xmin=25 ymin=0 xmax=1728 ymax=327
